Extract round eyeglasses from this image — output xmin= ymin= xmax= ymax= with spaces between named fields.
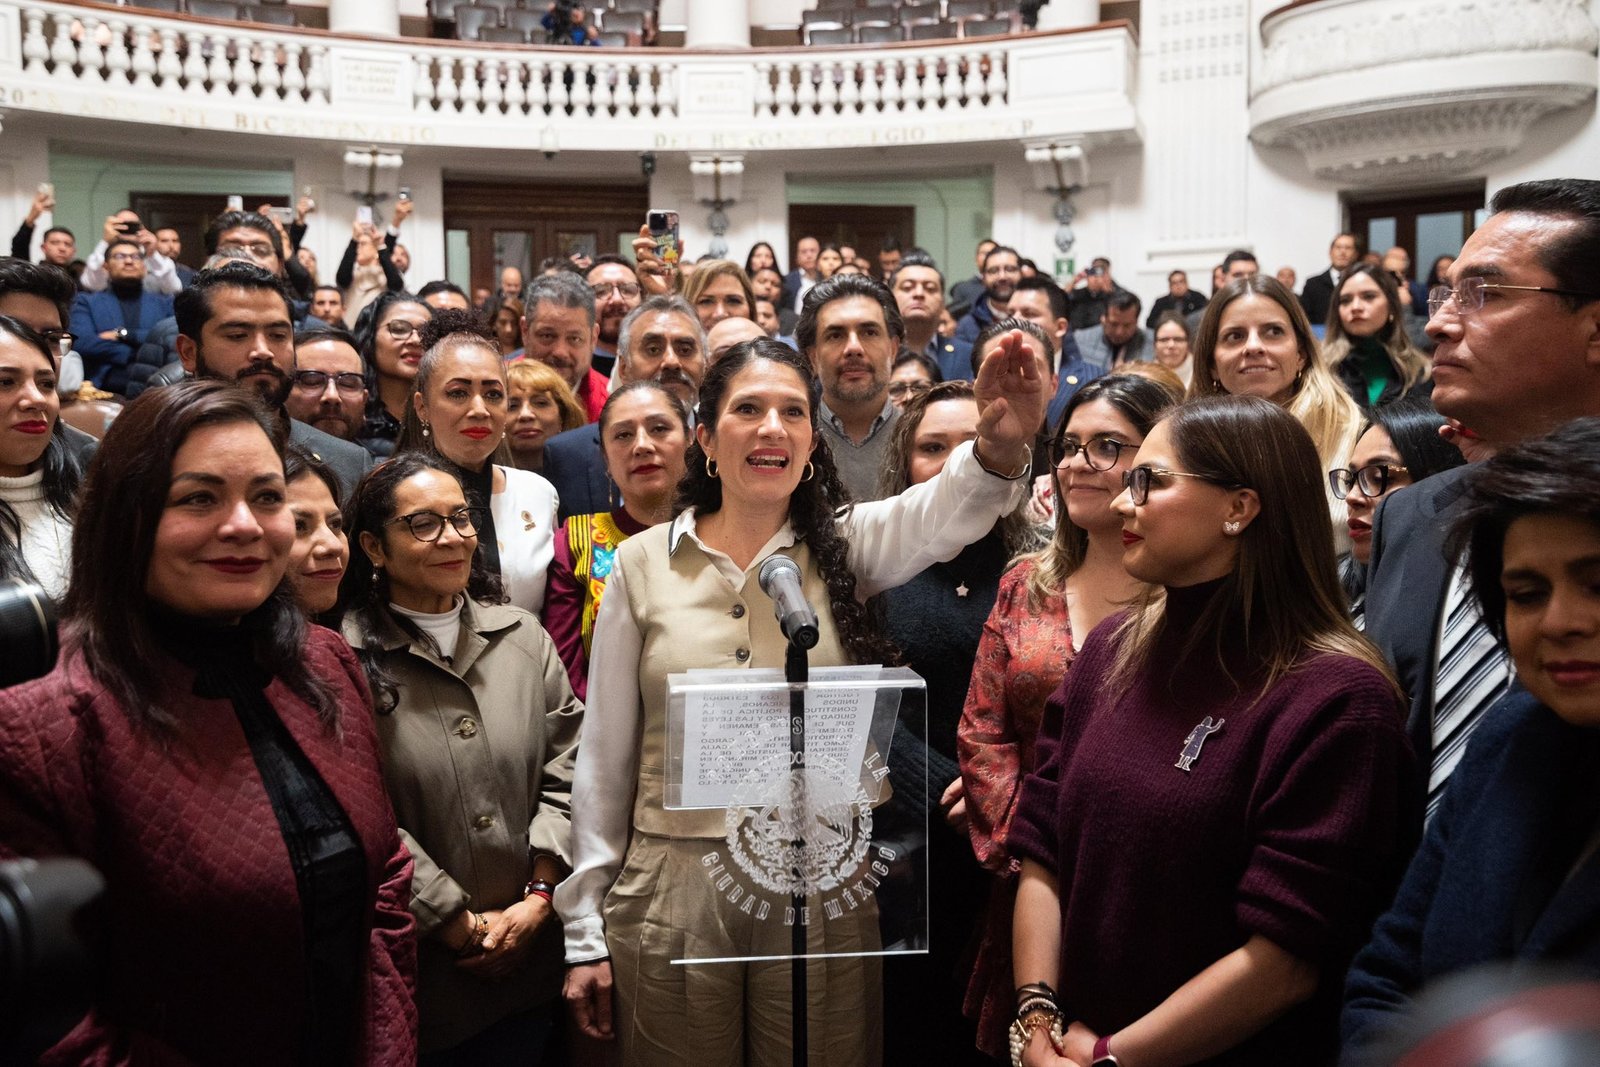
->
xmin=386 ymin=507 xmax=485 ymax=543
xmin=1328 ymin=463 xmax=1409 ymax=499
xmin=1050 ymin=435 xmax=1135 ymax=472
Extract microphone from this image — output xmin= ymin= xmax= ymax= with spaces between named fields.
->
xmin=757 ymin=553 xmax=820 ymax=650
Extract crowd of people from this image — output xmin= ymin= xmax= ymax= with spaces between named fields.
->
xmin=0 ymin=175 xmax=1597 ymax=1067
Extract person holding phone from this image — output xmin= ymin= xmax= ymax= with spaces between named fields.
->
xmin=78 ymin=209 xmax=180 ymax=295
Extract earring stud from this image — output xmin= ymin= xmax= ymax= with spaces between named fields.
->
xmin=1224 ymin=520 xmax=1241 ymax=534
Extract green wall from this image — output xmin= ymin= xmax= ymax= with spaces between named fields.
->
xmin=48 ymin=151 xmax=293 ymax=250
xmin=785 ymin=173 xmax=993 ymax=283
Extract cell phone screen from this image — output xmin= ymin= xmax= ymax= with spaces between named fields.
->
xmin=646 ymin=209 xmax=680 ymax=266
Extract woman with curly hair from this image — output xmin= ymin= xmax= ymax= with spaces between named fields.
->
xmin=558 ymin=334 xmax=1045 ymax=1066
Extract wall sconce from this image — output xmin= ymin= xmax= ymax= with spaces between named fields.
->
xmin=1024 ymin=141 xmax=1087 ymax=255
xmin=343 ymin=147 xmax=404 ymax=208
xmin=690 ymin=154 xmax=744 ymax=260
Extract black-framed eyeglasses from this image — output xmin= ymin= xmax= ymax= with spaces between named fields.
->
xmin=383 ymin=319 xmax=426 ymax=340
xmin=386 ymin=507 xmax=485 ymax=543
xmin=39 ymin=328 xmax=75 ymax=358
xmin=1328 ymin=462 xmax=1409 ymax=498
xmin=888 ymin=379 xmax=932 ymax=401
xmin=1050 ymin=434 xmax=1135 ymax=472
xmin=1427 ymin=276 xmax=1600 ymax=318
xmin=290 ymin=369 xmax=367 ymax=396
xmin=106 ymin=251 xmax=144 ymax=264
xmin=1121 ymin=465 xmax=1235 ymax=506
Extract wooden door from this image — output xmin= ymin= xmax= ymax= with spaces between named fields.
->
xmin=130 ymin=192 xmax=291 ymax=270
xmin=443 ymin=179 xmax=649 ymax=294
xmin=786 ymin=204 xmax=916 ymax=271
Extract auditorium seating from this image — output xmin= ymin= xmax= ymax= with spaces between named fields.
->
xmin=800 ymin=0 xmax=1019 ymax=43
xmin=124 ymin=0 xmax=303 ymax=24
xmin=432 ymin=0 xmax=660 ymax=44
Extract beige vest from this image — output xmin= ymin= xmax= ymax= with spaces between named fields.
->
xmin=619 ymin=522 xmax=849 ymax=838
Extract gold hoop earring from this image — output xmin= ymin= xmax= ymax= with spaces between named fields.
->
xmin=802 ymin=462 xmax=814 ymax=482
xmin=705 ymin=456 xmax=719 ymax=478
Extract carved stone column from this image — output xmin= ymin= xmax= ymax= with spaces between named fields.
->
xmin=329 ymin=0 xmax=399 ymax=36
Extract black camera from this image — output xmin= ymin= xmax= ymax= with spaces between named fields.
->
xmin=0 ymin=579 xmax=58 ymax=690
xmin=1 ymin=858 xmax=104 ymax=1062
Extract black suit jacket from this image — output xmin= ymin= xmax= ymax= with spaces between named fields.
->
xmin=286 ymin=419 xmax=372 ymax=504
xmin=1299 ymin=269 xmax=1338 ymax=327
xmin=540 ymin=424 xmax=610 ymax=523
xmin=1362 ymin=464 xmax=1477 ymax=769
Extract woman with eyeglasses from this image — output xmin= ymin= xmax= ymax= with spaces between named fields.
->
xmin=395 ymin=309 xmax=559 ymax=615
xmin=1321 ymin=265 xmax=1432 ymax=409
xmin=1330 ymin=397 xmax=1465 ymax=627
xmin=354 ymin=291 xmax=434 ymax=457
xmin=0 ymin=315 xmax=83 ymax=600
xmin=957 ymin=370 xmax=1180 ymax=1060
xmin=339 ymin=452 xmax=583 ymax=1063
xmin=890 ymin=349 xmax=943 ymax=409
xmin=1009 ymin=395 xmax=1413 ymax=1067
xmin=1149 ymin=310 xmax=1195 ymax=390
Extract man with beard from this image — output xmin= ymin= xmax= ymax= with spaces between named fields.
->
xmin=203 ymin=211 xmax=320 ymax=323
xmin=798 ymin=273 xmax=902 ymax=501
xmin=520 ymin=271 xmax=609 ymax=423
xmin=541 ymin=295 xmax=706 ymax=521
xmin=586 ymin=254 xmax=642 ymax=378
xmin=891 ymin=251 xmax=970 ymax=380
xmin=69 ymin=237 xmax=174 ymax=393
xmin=310 ymin=285 xmax=346 ymax=323
xmin=953 ymin=245 xmax=1021 ymax=349
xmin=173 ymin=262 xmax=371 ymax=495
xmin=285 ymin=326 xmax=372 ymax=451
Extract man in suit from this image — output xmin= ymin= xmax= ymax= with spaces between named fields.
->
xmin=890 ymin=252 xmax=971 ymax=381
xmin=1364 ymin=178 xmax=1600 ymax=814
xmin=1145 ymin=269 xmax=1207 ymax=328
xmin=947 ymin=237 xmax=995 ymax=318
xmin=1063 ymin=256 xmax=1134 ymax=332
xmin=1072 ymin=292 xmax=1149 ymax=373
xmin=953 ymin=245 xmax=1021 ymax=348
xmin=173 ymin=261 xmax=372 ymax=497
xmin=779 ymin=235 xmax=821 ymax=314
xmin=155 ymin=228 xmax=196 ymax=289
xmin=1298 ymin=232 xmax=1360 ymax=326
xmin=541 ymin=295 xmax=706 ymax=522
xmin=70 ymin=238 xmax=175 ymax=394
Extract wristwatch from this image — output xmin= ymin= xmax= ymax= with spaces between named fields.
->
xmin=1092 ymin=1034 xmax=1120 ymax=1065
xmin=115 ymin=327 xmax=129 ymax=343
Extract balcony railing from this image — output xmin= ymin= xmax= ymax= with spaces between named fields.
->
xmin=0 ymin=1 xmax=1138 ymax=151
xmin=1250 ymin=0 xmax=1598 ymax=184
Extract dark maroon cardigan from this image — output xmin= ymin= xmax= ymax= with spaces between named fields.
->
xmin=0 ymin=626 xmax=418 ymax=1066
xmin=1008 ymin=581 xmax=1415 ymax=1065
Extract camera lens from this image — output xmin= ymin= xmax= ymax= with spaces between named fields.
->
xmin=0 ymin=580 xmax=59 ymax=689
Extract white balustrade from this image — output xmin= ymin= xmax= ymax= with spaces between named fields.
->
xmin=1 ymin=0 xmax=1134 ymax=152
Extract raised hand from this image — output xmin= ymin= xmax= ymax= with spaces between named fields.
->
xmin=973 ymin=328 xmax=1047 ymax=474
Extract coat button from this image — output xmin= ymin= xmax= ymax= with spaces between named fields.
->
xmin=456 ymin=718 xmax=478 ymax=739
xmin=734 ymin=647 xmax=750 ymax=663
xmin=731 ymin=604 xmax=746 ymax=619
xmin=475 ymin=815 xmax=495 ymax=830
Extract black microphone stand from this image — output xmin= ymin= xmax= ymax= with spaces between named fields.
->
xmin=785 ymin=634 xmax=808 ymax=1067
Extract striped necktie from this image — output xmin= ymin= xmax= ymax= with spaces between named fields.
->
xmin=1428 ymin=564 xmax=1511 ymax=818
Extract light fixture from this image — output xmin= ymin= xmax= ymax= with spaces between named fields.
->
xmin=691 ymin=154 xmax=744 ymax=260
xmin=1025 ymin=141 xmax=1087 ymax=255
xmin=343 ymin=146 xmax=404 ymax=208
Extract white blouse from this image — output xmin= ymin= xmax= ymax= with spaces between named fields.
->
xmin=555 ymin=440 xmax=1027 ymax=962
xmin=492 ymin=465 xmax=560 ymax=615
xmin=0 ymin=469 xmax=73 ymax=601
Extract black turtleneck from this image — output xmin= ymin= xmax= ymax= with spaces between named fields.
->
xmin=155 ymin=611 xmax=366 ymax=1066
xmin=457 ymin=459 xmax=503 ymax=579
xmin=110 ymin=277 xmax=144 ymax=336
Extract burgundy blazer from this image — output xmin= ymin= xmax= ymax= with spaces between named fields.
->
xmin=0 ymin=627 xmax=418 ymax=1066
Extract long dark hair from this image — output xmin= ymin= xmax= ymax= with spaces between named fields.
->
xmin=1110 ymin=395 xmax=1394 ymax=693
xmin=1320 ymin=264 xmax=1430 ymax=396
xmin=676 ymin=339 xmax=896 ymax=665
xmin=0 ymin=316 xmax=83 ymax=587
xmin=338 ymin=453 xmax=504 ymax=711
xmin=61 ymin=379 xmax=337 ymax=731
xmin=351 ymin=289 xmax=427 ymax=392
xmin=1367 ymin=396 xmax=1466 ymax=486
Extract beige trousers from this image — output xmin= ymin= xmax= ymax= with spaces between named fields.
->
xmin=603 ymin=833 xmax=884 ymax=1067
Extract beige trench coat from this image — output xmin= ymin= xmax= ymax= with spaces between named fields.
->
xmin=346 ymin=597 xmax=583 ymax=1053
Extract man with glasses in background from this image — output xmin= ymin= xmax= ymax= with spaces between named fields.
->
xmin=954 ymin=244 xmax=1022 ymax=348
xmin=286 ymin=325 xmax=377 ymax=454
xmin=69 ymin=237 xmax=174 ymax=393
xmin=202 ymin=210 xmax=322 ymax=326
xmin=79 ymin=209 xmax=179 ymax=295
xmin=1362 ymin=178 xmax=1600 ymax=819
xmin=585 ymin=255 xmax=642 ymax=378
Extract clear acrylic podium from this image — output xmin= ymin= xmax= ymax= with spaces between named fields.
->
xmin=663 ymin=665 xmax=930 ymax=966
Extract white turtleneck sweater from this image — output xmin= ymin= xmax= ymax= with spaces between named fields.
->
xmin=0 ymin=469 xmax=73 ymax=600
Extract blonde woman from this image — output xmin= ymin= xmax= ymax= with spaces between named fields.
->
xmin=505 ymin=360 xmax=586 ymax=473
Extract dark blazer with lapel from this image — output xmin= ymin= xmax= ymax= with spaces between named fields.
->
xmin=1299 ymin=269 xmax=1337 ymax=327
xmin=541 ymin=423 xmax=610 ymax=524
xmin=288 ymin=418 xmax=373 ymax=503
xmin=1340 ymin=690 xmax=1600 ymax=1061
xmin=69 ymin=288 xmax=175 ymax=392
xmin=1361 ymin=463 xmax=1477 ymax=767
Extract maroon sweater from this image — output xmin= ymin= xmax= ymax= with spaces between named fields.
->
xmin=1008 ymin=582 xmax=1414 ymax=1065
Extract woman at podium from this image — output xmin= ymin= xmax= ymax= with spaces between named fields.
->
xmin=558 ymin=308 xmax=1047 ymax=1067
